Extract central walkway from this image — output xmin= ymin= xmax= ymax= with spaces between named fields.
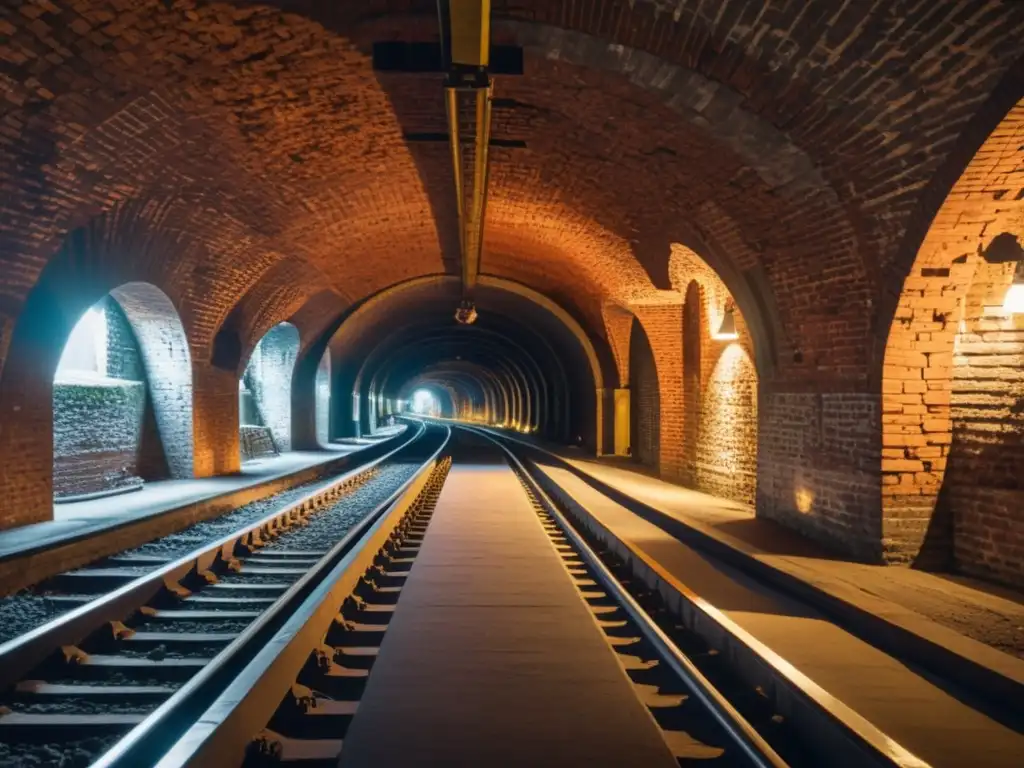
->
xmin=338 ymin=450 xmax=677 ymax=767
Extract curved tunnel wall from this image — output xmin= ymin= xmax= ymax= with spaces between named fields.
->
xmin=326 ymin=277 xmax=612 ymax=452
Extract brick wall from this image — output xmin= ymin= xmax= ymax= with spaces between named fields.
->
xmin=668 ymin=247 xmax=759 ymax=507
xmin=105 ymin=298 xmax=168 ymax=481
xmin=943 ymin=262 xmax=1024 ymax=586
xmin=882 ymin=100 xmax=1024 ymax=570
xmin=632 ymin=305 xmax=685 ymax=476
xmin=697 ymin=345 xmax=758 ymax=506
xmin=629 ymin=317 xmax=660 ymax=467
xmin=243 ymin=323 xmax=299 ymax=453
xmin=53 ymin=378 xmax=146 ymax=499
xmin=759 ymin=392 xmax=882 ymax=560
xmin=110 ymin=284 xmax=193 ymax=480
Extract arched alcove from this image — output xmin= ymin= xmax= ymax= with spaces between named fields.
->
xmin=52 ymin=283 xmax=194 ymax=500
xmin=669 ymin=246 xmax=760 ymax=507
xmin=881 ymin=98 xmax=1023 ymax=583
xmin=240 ymin=322 xmax=300 ymax=460
xmin=629 ymin=318 xmax=660 ymax=467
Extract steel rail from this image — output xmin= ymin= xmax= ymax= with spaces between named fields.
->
xmin=0 ymin=423 xmax=421 ymax=691
xmin=473 ymin=426 xmax=790 ymax=768
xmin=130 ymin=425 xmax=451 ymax=768
xmin=477 ymin=425 xmax=932 ymax=768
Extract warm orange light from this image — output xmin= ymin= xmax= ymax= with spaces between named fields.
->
xmin=1003 ymin=280 xmax=1024 ymax=314
xmin=795 ymin=487 xmax=814 ymax=514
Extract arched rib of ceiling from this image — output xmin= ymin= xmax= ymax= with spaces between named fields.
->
xmin=367 ymin=327 xmax=548 ymax=431
xmin=324 ymin=275 xmax=612 ymax=449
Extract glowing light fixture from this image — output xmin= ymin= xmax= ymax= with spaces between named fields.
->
xmin=713 ymin=303 xmax=738 ymax=341
xmin=1003 ymin=262 xmax=1024 ymax=314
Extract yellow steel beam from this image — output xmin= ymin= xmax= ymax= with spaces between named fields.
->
xmin=444 ymin=87 xmax=466 ymax=264
xmin=448 ymin=0 xmax=490 ymax=67
xmin=463 ymin=84 xmax=493 ymax=292
xmin=442 ymin=0 xmax=493 ymax=299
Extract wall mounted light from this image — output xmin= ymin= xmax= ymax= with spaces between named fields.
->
xmin=713 ymin=301 xmax=739 ymax=341
xmin=1003 ymin=261 xmax=1024 ymax=314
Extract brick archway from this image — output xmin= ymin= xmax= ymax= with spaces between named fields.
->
xmin=52 ymin=283 xmax=195 ymax=500
xmin=881 ymin=98 xmax=1024 ymax=576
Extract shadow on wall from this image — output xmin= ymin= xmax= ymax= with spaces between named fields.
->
xmin=630 ymin=318 xmax=660 ymax=468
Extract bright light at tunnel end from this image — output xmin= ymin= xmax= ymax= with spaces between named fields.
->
xmin=411 ymin=389 xmax=438 ymax=415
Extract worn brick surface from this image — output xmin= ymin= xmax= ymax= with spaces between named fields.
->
xmin=243 ymin=322 xmax=299 ymax=453
xmin=52 ymin=379 xmax=145 ymax=501
xmin=882 ymin=100 xmax=1024 ymax=581
xmin=0 ymin=1 xmax=1022 ymax=573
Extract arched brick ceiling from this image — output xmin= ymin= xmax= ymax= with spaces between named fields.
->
xmin=328 ymin=279 xmax=614 ymax=391
xmin=3 ymin=1 xmax=1024 ymax=386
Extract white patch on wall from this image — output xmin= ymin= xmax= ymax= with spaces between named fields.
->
xmin=56 ymin=305 xmax=109 ymax=380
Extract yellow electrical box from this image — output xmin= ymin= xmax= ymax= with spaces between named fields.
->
xmin=449 ymin=0 xmax=490 ymax=67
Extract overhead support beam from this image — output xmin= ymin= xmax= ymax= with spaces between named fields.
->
xmin=463 ymin=80 xmax=492 ymax=295
xmin=371 ymin=42 xmax=524 ymax=75
xmin=438 ymin=0 xmax=495 ymax=303
xmin=403 ymin=133 xmax=527 ymax=149
xmin=448 ymin=0 xmax=490 ymax=67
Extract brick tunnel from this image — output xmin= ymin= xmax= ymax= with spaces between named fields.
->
xmin=1 ymin=0 xmax=1023 ymax=594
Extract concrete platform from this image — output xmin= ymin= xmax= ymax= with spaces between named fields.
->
xmin=550 ymin=453 xmax=1024 ymax=670
xmin=532 ymin=460 xmax=1024 ymax=768
xmin=338 ymin=454 xmax=678 ymax=768
xmin=0 ymin=428 xmax=405 ymax=592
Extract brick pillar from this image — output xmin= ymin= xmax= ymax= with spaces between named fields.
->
xmin=633 ymin=305 xmax=684 ymax=478
xmin=192 ymin=361 xmax=240 ymax=477
xmin=0 ymin=364 xmax=54 ymax=528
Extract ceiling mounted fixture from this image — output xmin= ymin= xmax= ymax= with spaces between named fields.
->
xmin=438 ymin=1 xmax=494 ymax=320
xmin=455 ymin=299 xmax=478 ymax=325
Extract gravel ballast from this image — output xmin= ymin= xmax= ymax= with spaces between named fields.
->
xmin=0 ymin=470 xmax=369 ymax=646
xmin=0 ymin=453 xmax=429 ymax=767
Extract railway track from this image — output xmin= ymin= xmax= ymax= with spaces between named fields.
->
xmin=132 ymin=427 xmax=905 ymax=768
xmin=0 ymin=423 xmax=940 ymax=767
xmin=0 ymin=422 xmax=449 ymax=768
